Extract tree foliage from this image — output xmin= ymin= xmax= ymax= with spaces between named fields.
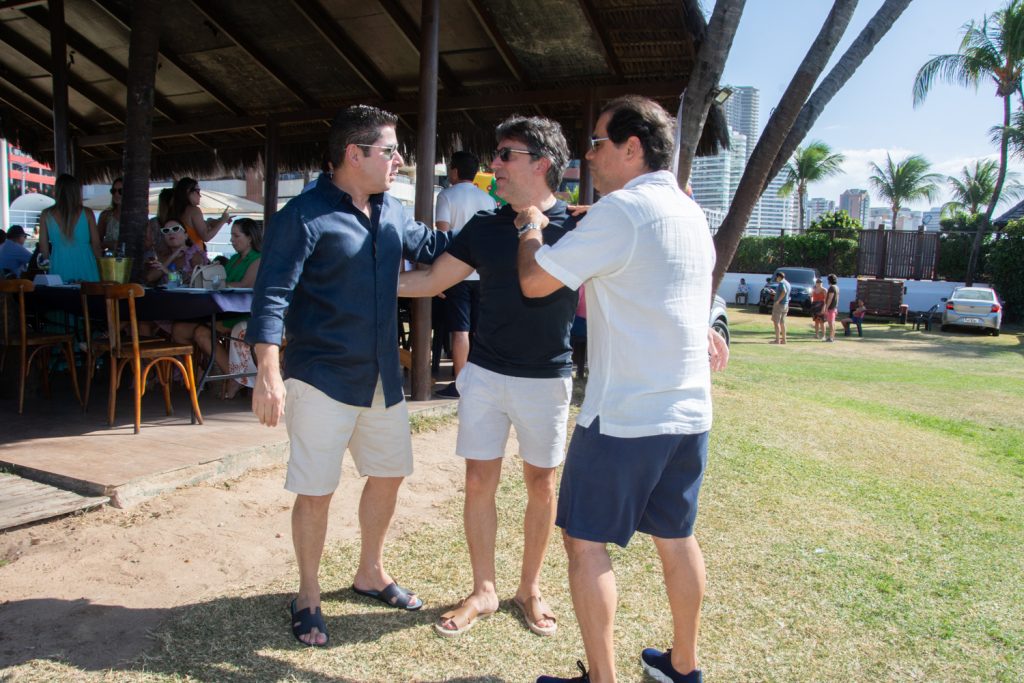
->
xmin=868 ymin=154 xmax=943 ymax=228
xmin=987 ymin=218 xmax=1024 ymax=321
xmin=777 ymin=141 xmax=846 ymax=231
xmin=807 ymin=209 xmax=862 ymax=238
xmin=729 ymin=233 xmax=859 ymax=276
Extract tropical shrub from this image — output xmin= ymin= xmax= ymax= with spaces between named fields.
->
xmin=807 ymin=210 xmax=862 ymax=239
xmin=937 ymin=232 xmax=989 ymax=282
xmin=987 ymin=219 xmax=1024 ymax=322
xmin=728 ymin=233 xmax=858 ymax=276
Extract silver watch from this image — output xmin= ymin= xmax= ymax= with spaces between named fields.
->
xmin=516 ymin=222 xmax=541 ymax=238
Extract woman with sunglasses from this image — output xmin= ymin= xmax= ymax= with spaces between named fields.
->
xmin=97 ymin=177 xmax=123 ymax=252
xmin=144 ymin=219 xmax=208 ymax=285
xmin=169 ymin=177 xmax=232 ymax=252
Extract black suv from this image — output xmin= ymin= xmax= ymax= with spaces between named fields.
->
xmin=758 ymin=267 xmax=820 ymax=315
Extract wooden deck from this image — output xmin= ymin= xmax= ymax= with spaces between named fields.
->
xmin=0 ymin=474 xmax=109 ymax=530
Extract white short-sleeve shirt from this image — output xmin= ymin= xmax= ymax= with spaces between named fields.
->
xmin=535 ymin=170 xmax=715 ymax=437
xmin=435 ymin=182 xmax=496 ymax=282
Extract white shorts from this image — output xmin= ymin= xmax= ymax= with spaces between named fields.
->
xmin=454 ymin=362 xmax=572 ymax=469
xmin=284 ymin=377 xmax=413 ymax=496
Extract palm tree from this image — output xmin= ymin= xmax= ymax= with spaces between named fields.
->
xmin=777 ymin=141 xmax=846 ymax=231
xmin=913 ymin=0 xmax=1024 ymax=285
xmin=941 ymin=159 xmax=1023 ymax=218
xmin=868 ymin=154 xmax=943 ymax=230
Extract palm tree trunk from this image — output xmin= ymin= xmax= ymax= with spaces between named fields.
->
xmin=761 ymin=0 xmax=913 ymax=194
xmin=675 ymin=0 xmax=747 ymax=189
xmin=966 ymin=93 xmax=1011 ymax=286
xmin=122 ymin=0 xmax=162 ymax=280
xmin=712 ymin=0 xmax=858 ymax=292
xmin=798 ymin=185 xmax=806 ymax=231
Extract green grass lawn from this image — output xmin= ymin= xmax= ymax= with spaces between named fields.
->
xmin=12 ymin=309 xmax=1024 ymax=682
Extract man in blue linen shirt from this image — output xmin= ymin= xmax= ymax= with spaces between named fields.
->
xmin=248 ymin=105 xmax=450 ymax=646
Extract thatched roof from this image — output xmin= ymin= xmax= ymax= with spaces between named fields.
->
xmin=0 ymin=0 xmax=729 ymax=182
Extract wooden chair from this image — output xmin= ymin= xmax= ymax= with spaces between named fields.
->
xmin=0 ymin=279 xmax=83 ymax=414
xmin=102 ymin=283 xmax=203 ymax=433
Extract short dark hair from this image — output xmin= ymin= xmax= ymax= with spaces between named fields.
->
xmin=450 ymin=151 xmax=479 ymax=182
xmin=827 ymin=273 xmax=838 ymax=285
xmin=495 ymin=115 xmax=569 ymax=191
xmin=775 ymin=271 xmax=786 ymax=280
xmin=600 ymin=96 xmax=675 ymax=171
xmin=328 ymin=105 xmax=399 ymax=168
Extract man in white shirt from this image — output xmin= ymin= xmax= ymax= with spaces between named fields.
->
xmin=433 ymin=151 xmax=496 ymax=398
xmin=518 ymin=96 xmax=728 ymax=683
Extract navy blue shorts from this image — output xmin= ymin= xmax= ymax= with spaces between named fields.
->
xmin=556 ymin=418 xmax=709 ymax=547
xmin=443 ymin=280 xmax=479 ymax=333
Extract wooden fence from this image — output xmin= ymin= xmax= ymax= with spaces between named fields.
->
xmin=857 ymin=226 xmax=939 ymax=280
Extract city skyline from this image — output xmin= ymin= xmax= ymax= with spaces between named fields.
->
xmin=718 ymin=0 xmax=1022 ymax=215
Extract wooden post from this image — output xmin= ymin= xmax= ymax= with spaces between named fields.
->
xmin=121 ymin=0 xmax=162 ymax=279
xmin=411 ymin=0 xmax=440 ymax=401
xmin=263 ymin=119 xmax=280 ymax=225
xmin=49 ymin=0 xmax=70 ymax=174
xmin=913 ymin=224 xmax=925 ymax=281
xmin=876 ymin=223 xmax=887 ymax=279
xmin=580 ymin=91 xmax=595 ymax=204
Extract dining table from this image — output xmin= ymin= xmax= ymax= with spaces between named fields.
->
xmin=28 ymin=284 xmax=255 ymax=419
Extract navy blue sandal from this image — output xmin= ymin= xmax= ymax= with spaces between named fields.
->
xmin=351 ymin=582 xmax=423 ymax=610
xmin=289 ymin=598 xmax=329 ymax=647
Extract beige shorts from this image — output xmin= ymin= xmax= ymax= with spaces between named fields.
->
xmin=771 ymin=301 xmax=789 ymax=323
xmin=454 ymin=362 xmax=572 ymax=469
xmin=283 ymin=377 xmax=413 ymax=496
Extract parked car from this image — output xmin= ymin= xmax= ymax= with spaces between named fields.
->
xmin=758 ymin=267 xmax=820 ymax=315
xmin=941 ymin=286 xmax=1002 ymax=336
xmin=711 ymin=294 xmax=730 ymax=345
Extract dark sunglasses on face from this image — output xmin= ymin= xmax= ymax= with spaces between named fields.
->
xmin=111 ymin=188 xmax=123 ymax=195
xmin=160 ymin=225 xmax=185 ymax=235
xmin=190 ymin=187 xmax=201 ymax=194
xmin=495 ymin=147 xmax=538 ymax=162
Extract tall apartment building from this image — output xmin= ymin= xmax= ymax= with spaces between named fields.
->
xmin=806 ymin=197 xmax=835 ymax=226
xmin=690 ymin=85 xmax=797 ymax=233
xmin=867 ymin=206 xmax=921 ymax=230
xmin=839 ymin=189 xmax=870 ymax=226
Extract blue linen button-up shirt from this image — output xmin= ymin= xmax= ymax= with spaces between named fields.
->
xmin=248 ymin=175 xmax=450 ymax=408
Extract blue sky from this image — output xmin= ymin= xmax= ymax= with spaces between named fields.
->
xmin=718 ymin=0 xmax=1019 ymax=213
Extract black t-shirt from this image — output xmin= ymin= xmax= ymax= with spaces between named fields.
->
xmin=445 ymin=201 xmax=578 ymax=378
xmin=827 ymin=284 xmax=839 ymax=310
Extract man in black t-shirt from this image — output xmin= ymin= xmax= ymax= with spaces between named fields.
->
xmin=400 ymin=115 xmax=575 ymax=639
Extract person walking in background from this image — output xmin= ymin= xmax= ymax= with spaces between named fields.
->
xmin=248 ymin=105 xmax=451 ymax=647
xmin=810 ymin=278 xmax=826 ymax=340
xmin=518 ymin=95 xmax=729 ymax=683
xmin=824 ymin=274 xmax=840 ymax=342
xmin=432 ymin=150 xmax=496 ymax=399
xmin=97 ymin=177 xmax=123 ymax=252
xmin=771 ymin=271 xmax=791 ymax=344
xmin=38 ymin=174 xmax=100 ymax=283
xmin=169 ymin=177 xmax=231 ymax=252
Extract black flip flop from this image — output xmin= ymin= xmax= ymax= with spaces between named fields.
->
xmin=351 ymin=582 xmax=423 ymax=610
xmin=289 ymin=598 xmax=330 ymax=647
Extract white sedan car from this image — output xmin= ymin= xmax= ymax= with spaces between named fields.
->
xmin=941 ymin=286 xmax=1003 ymax=336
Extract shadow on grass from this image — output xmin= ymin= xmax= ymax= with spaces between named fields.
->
xmin=0 ymin=593 xmax=508 ymax=682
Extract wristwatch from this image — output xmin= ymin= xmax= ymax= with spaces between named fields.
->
xmin=516 ymin=222 xmax=542 ymax=239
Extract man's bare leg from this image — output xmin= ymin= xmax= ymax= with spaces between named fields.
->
xmin=292 ymin=492 xmax=333 ymax=645
xmin=352 ymin=476 xmax=404 ymax=591
xmin=653 ymin=535 xmax=705 ymax=676
xmin=515 ymin=462 xmax=558 ymax=629
xmin=565 ymin=534 xmax=618 ymax=683
xmin=437 ymin=458 xmax=503 ymax=631
xmin=451 ymin=330 xmax=470 ymax=378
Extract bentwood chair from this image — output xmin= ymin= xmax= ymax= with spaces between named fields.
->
xmin=0 ymin=279 xmax=83 ymax=414
xmin=102 ymin=283 xmax=203 ymax=433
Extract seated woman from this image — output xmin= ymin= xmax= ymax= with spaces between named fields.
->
xmin=169 ymin=178 xmax=231 ymax=253
xmin=144 ymin=220 xmax=207 ymax=286
xmin=190 ymin=218 xmax=262 ymax=398
xmin=735 ymin=277 xmax=749 ymax=305
xmin=841 ymin=299 xmax=867 ymax=337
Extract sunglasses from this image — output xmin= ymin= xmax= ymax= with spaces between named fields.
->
xmin=111 ymin=188 xmax=123 ymax=195
xmin=190 ymin=187 xmax=201 ymax=194
xmin=589 ymin=136 xmax=611 ymax=150
xmin=494 ymin=147 xmax=538 ymax=162
xmin=160 ymin=225 xmax=186 ymax=235
xmin=356 ymin=143 xmax=400 ymax=158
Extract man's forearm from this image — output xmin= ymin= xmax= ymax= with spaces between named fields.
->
xmin=254 ymin=343 xmax=281 ymax=376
